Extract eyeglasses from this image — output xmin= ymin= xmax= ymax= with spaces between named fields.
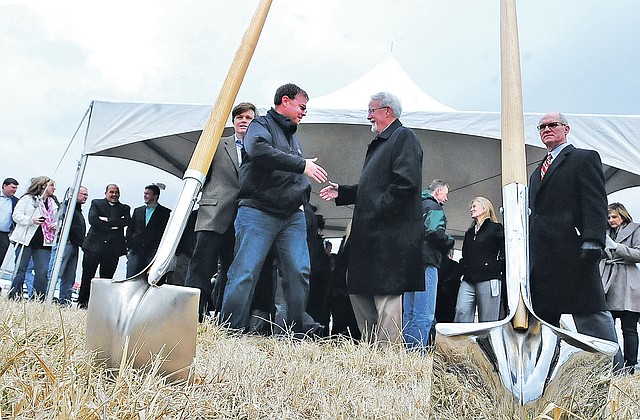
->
xmin=367 ymin=106 xmax=387 ymax=115
xmin=288 ymin=97 xmax=307 ymax=114
xmin=537 ymin=121 xmax=565 ymax=131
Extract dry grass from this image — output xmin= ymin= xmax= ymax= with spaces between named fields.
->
xmin=1 ymin=299 xmax=639 ymax=419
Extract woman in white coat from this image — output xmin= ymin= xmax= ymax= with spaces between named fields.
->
xmin=8 ymin=176 xmax=59 ymax=300
xmin=601 ymin=202 xmax=640 ymax=374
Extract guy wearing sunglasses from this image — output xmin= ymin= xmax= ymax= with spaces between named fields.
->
xmin=528 ymin=112 xmax=623 ymax=371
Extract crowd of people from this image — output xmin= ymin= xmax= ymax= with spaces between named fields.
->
xmin=1 ymin=88 xmax=637 ymax=372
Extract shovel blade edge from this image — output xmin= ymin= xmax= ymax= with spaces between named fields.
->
xmin=86 ymin=277 xmax=200 ymax=382
xmin=433 ymin=318 xmax=613 ymax=415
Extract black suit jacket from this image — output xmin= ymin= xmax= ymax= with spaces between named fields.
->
xmin=529 ymin=144 xmax=608 ymax=314
xmin=82 ymin=198 xmax=131 ymax=256
xmin=127 ymin=203 xmax=171 ymax=255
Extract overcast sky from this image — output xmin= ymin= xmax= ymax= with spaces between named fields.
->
xmin=1 ymin=0 xmax=639 ymax=216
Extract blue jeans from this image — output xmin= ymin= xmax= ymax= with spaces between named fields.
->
xmin=403 ymin=265 xmax=438 ymax=348
xmin=51 ymin=242 xmax=79 ymax=304
xmin=9 ymin=245 xmax=51 ymax=300
xmin=220 ymin=206 xmax=310 ymax=333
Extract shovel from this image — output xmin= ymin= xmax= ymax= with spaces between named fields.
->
xmin=86 ymin=0 xmax=273 ymax=382
xmin=433 ymin=0 xmax=618 ymax=414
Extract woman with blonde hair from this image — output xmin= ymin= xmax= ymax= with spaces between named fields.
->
xmin=454 ymin=196 xmax=505 ymax=322
xmin=8 ymin=176 xmax=59 ymax=300
xmin=601 ymin=202 xmax=640 ymax=374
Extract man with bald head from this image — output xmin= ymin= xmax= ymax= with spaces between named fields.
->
xmin=528 ymin=112 xmax=623 ymax=371
xmin=77 ymin=184 xmax=131 ymax=308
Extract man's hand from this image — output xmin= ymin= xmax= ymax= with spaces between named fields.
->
xmin=304 ymin=157 xmax=328 ymax=183
xmin=319 ymin=181 xmax=339 ymax=201
xmin=579 ymin=240 xmax=603 ymax=263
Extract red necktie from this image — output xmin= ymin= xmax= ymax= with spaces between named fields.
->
xmin=540 ymin=153 xmax=552 ymax=179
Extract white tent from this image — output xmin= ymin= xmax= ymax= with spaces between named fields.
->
xmin=78 ymin=58 xmax=640 ymax=240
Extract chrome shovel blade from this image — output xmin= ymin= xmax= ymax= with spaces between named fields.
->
xmin=433 ymin=183 xmax=617 ymax=413
xmin=86 ymin=276 xmax=199 ymax=382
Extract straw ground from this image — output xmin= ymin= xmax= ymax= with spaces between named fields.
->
xmin=1 ymin=299 xmax=639 ymax=418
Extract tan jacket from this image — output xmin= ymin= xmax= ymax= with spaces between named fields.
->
xmin=195 ymin=135 xmax=240 ymax=234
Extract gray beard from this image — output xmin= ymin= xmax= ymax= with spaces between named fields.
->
xmin=370 ymin=122 xmax=377 ymax=133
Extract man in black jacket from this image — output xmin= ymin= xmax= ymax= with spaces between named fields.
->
xmin=52 ymin=186 xmax=88 ymax=306
xmin=220 ymin=83 xmax=328 ymax=334
xmin=320 ymin=92 xmax=424 ymax=347
xmin=529 ymin=112 xmax=623 ymax=370
xmin=77 ymin=184 xmax=131 ymax=308
xmin=126 ymin=184 xmax=171 ymax=277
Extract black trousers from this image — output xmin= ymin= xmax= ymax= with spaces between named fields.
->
xmin=0 ymin=231 xmax=10 ymax=264
xmin=184 ymin=228 xmax=234 ymax=319
xmin=77 ymin=249 xmax=120 ymax=308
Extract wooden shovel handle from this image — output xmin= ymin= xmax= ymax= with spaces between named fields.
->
xmin=501 ymin=0 xmax=528 ymax=329
xmin=187 ymin=0 xmax=272 ymax=176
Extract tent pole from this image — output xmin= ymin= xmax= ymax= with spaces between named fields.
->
xmin=46 ymin=154 xmax=89 ymax=304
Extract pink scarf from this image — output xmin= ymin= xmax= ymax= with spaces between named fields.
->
xmin=39 ymin=196 xmax=56 ymax=244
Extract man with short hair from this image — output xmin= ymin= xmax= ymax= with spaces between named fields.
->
xmin=126 ymin=184 xmax=171 ymax=277
xmin=220 ymin=84 xmax=328 ymax=334
xmin=77 ymin=184 xmax=131 ymax=308
xmin=185 ymin=102 xmax=257 ymax=320
xmin=52 ymin=186 xmax=89 ymax=306
xmin=403 ymin=179 xmax=454 ymax=349
xmin=529 ymin=111 xmax=624 ymax=371
xmin=0 ymin=177 xmax=19 ymax=264
xmin=320 ymin=92 xmax=424 ymax=347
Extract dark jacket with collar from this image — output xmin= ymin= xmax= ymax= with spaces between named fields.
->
xmin=59 ymin=200 xmax=86 ymax=247
xmin=127 ymin=203 xmax=171 ymax=255
xmin=460 ymin=220 xmax=504 ymax=282
xmin=335 ymin=119 xmax=424 ymax=295
xmin=422 ymin=190 xmax=454 ymax=268
xmin=82 ymin=198 xmax=131 ymax=256
xmin=529 ymin=144 xmax=608 ymax=314
xmin=237 ymin=108 xmax=310 ymax=217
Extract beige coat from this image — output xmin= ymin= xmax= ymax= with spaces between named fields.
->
xmin=194 ymin=135 xmax=240 ymax=234
xmin=601 ymin=222 xmax=640 ymax=313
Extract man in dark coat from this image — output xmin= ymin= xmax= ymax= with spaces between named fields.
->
xmin=77 ymin=184 xmax=131 ymax=308
xmin=320 ymin=91 xmax=423 ymax=347
xmin=126 ymin=184 xmax=171 ymax=277
xmin=529 ymin=112 xmax=623 ymax=370
xmin=51 ymin=186 xmax=88 ymax=306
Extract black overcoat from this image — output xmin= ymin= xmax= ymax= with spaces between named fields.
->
xmin=528 ymin=144 xmax=608 ymax=314
xmin=336 ymin=119 xmax=424 ymax=295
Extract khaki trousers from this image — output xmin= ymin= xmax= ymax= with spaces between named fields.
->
xmin=349 ymin=294 xmax=402 ymax=348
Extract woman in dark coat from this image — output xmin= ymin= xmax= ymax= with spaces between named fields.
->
xmin=454 ymin=196 xmax=505 ymax=322
xmin=601 ymin=202 xmax=640 ymax=373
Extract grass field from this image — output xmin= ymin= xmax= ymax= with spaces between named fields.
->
xmin=1 ymin=299 xmax=639 ymax=419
